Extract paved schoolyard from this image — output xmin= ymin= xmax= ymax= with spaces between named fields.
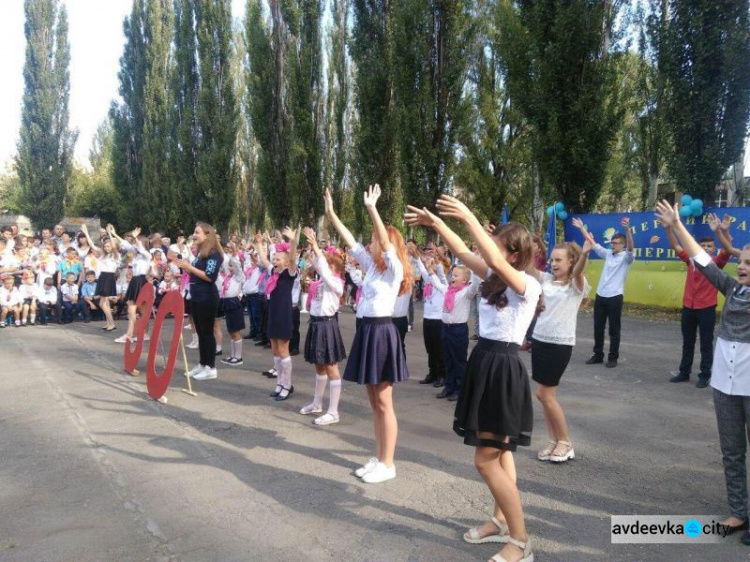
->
xmin=0 ymin=306 xmax=746 ymax=561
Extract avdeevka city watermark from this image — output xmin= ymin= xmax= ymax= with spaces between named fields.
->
xmin=611 ymin=516 xmax=730 ymax=544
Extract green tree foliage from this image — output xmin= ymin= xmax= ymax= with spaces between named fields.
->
xmin=351 ymin=0 xmax=402 ymax=229
xmin=498 ymin=0 xmax=624 ymax=212
xmin=662 ymin=0 xmax=750 ymax=200
xmin=16 ymin=0 xmax=77 ymax=228
xmin=393 ymin=0 xmax=472 ymax=213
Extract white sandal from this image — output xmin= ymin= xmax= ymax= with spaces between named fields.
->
xmin=549 ymin=440 xmax=575 ymax=463
xmin=463 ymin=516 xmax=510 ymax=544
xmin=300 ymin=403 xmax=323 ymax=415
xmin=489 ymin=536 xmax=533 ymax=562
xmin=537 ymin=440 xmax=557 ymax=461
xmin=313 ymin=412 xmax=340 ymax=426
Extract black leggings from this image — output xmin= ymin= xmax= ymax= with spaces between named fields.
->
xmin=192 ymin=297 xmax=219 ymax=368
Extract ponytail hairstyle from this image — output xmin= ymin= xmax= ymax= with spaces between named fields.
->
xmin=371 ymin=225 xmax=414 ymax=296
xmin=196 ymin=222 xmax=224 ymax=260
xmin=479 ymin=222 xmax=534 ymax=310
xmin=551 ymin=242 xmax=583 ymax=285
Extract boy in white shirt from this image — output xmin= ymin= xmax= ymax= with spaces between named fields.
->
xmin=60 ymin=271 xmax=82 ymax=324
xmin=0 ymin=275 xmax=21 ymax=327
xmin=36 ymin=277 xmax=58 ymax=325
xmin=585 ymin=217 xmax=635 ymax=368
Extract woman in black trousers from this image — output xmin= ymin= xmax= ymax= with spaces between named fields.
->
xmin=174 ymin=222 xmax=223 ymax=381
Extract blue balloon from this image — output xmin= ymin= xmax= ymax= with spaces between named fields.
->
xmin=546 ymin=206 xmax=555 ymax=218
xmin=554 ymin=202 xmax=565 ymax=213
xmin=557 ymin=210 xmax=569 ymax=221
xmin=679 ymin=205 xmax=692 ymax=218
xmin=692 ymin=206 xmax=703 ymax=217
xmin=680 ymin=194 xmax=693 ymax=206
xmin=690 ymin=199 xmax=703 ymax=210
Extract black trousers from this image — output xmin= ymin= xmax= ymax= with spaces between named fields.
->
xmin=678 ymin=305 xmax=716 ymax=379
xmin=392 ymin=316 xmax=408 ymax=357
xmin=423 ymin=318 xmax=445 ymax=379
xmin=442 ymin=322 xmax=468 ymax=394
xmin=593 ymin=294 xmax=623 ymax=360
xmin=192 ymin=297 xmax=219 ymax=368
xmin=259 ymin=298 xmax=269 ymax=341
xmin=290 ymin=306 xmax=301 ymax=352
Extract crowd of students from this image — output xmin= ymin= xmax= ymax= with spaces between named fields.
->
xmin=2 ymin=193 xmax=750 ymax=559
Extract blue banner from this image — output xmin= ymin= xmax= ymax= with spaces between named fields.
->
xmin=563 ymin=207 xmax=750 ymax=261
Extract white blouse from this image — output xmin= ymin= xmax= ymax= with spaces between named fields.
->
xmin=478 ymin=270 xmax=541 ymax=345
xmin=392 ymin=291 xmax=411 ymax=318
xmin=533 ymin=273 xmax=590 ymax=346
xmin=351 ymin=243 xmax=404 ymax=318
xmin=242 ymin=266 xmax=265 ymax=295
xmin=416 ymin=259 xmax=446 ymax=320
xmin=309 ymin=255 xmax=344 ymax=317
xmin=98 ymin=254 xmax=120 ymax=274
xmin=121 ymin=241 xmax=151 ymax=276
xmin=432 ymin=273 xmax=481 ymax=325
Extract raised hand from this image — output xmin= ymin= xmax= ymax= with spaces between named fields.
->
xmin=80 ymin=224 xmax=89 ymax=235
xmin=323 ymin=188 xmax=334 ymax=216
xmin=436 ymin=194 xmax=475 ymax=223
xmin=483 ymin=222 xmax=496 ymax=235
xmin=405 ymin=205 xmax=441 ymax=228
xmin=582 ymin=237 xmax=594 ymax=253
xmin=654 ymin=200 xmax=679 ymax=228
xmin=282 ymin=226 xmax=297 ymax=241
xmin=721 ymin=214 xmax=733 ymax=232
xmin=707 ymin=213 xmax=721 ymax=232
xmin=572 ymin=217 xmax=585 ymax=230
xmin=131 ymin=227 xmax=141 ymax=238
xmin=363 ymin=184 xmax=382 ymax=208
xmin=302 ymin=227 xmax=318 ymax=247
xmin=620 ymin=217 xmax=630 ymax=228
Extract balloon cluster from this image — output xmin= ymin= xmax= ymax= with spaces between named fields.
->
xmin=546 ymin=201 xmax=568 ymax=221
xmin=679 ymin=194 xmax=703 ymax=218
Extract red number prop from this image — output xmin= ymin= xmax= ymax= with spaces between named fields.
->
xmin=123 ymin=283 xmax=155 ymax=373
xmin=146 ymin=291 xmax=185 ymax=400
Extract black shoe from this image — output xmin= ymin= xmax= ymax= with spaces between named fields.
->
xmin=586 ymin=355 xmax=604 ymax=365
xmin=419 ymin=375 xmax=437 ymax=385
xmin=669 ymin=371 xmax=690 ymax=383
xmin=255 ymin=339 xmax=269 ymax=346
xmin=290 ymin=349 xmax=300 ymax=356
xmin=433 ymin=378 xmax=445 ymax=388
xmin=262 ymin=368 xmax=277 ymax=378
xmin=742 ymin=529 xmax=750 ymax=545
xmin=447 ymin=393 xmax=459 ymax=402
xmin=275 ymin=385 xmax=294 ymax=401
xmin=726 ymin=518 xmax=749 ymax=535
xmin=215 ymin=349 xmax=222 ymax=356
xmin=270 ymin=384 xmax=283 ymax=397
xmin=263 ymin=343 xmax=271 ymax=349
xmin=606 ymin=359 xmax=617 ymax=368
xmin=696 ymin=378 xmax=710 ymax=389
xmin=436 ymin=388 xmax=451 ymax=399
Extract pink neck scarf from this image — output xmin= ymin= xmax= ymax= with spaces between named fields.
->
xmin=423 ymin=283 xmax=433 ymax=300
xmin=221 ymin=273 xmax=233 ymax=298
xmin=355 ymin=286 xmax=363 ymax=306
xmin=264 ymin=272 xmax=280 ymax=297
xmin=306 ymin=279 xmax=323 ymax=311
xmin=444 ymin=283 xmax=468 ymax=313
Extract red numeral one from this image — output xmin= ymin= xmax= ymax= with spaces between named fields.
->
xmin=146 ymin=291 xmax=185 ymax=400
xmin=123 ymin=283 xmax=155 ymax=374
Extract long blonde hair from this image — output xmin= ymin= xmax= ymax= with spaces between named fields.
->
xmin=196 ymin=222 xmax=224 ymax=260
xmin=370 ymin=226 xmax=414 ymax=296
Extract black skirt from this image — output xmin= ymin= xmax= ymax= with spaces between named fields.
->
xmin=222 ymin=297 xmax=245 ymax=332
xmin=343 ymin=317 xmax=409 ymax=385
xmin=304 ymin=315 xmax=347 ymax=365
xmin=95 ymin=271 xmax=117 ymax=298
xmin=453 ymin=338 xmax=533 ymax=451
xmin=125 ymin=275 xmax=148 ymax=302
xmin=530 ymin=338 xmax=573 ymax=387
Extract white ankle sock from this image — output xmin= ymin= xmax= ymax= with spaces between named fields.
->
xmin=30 ymin=314 xmax=36 ymax=323
xmin=328 ymin=379 xmax=342 ymax=416
xmin=232 ymin=339 xmax=242 ymax=359
xmin=313 ymin=373 xmax=328 ymax=407
xmin=216 ymin=345 xmax=222 ymax=353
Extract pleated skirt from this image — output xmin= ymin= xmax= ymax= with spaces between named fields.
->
xmin=343 ymin=317 xmax=409 ymax=385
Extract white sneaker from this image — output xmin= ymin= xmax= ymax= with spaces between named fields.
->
xmin=187 ymin=364 xmax=205 ymax=378
xmin=114 ymin=334 xmax=131 ymax=343
xmin=354 ymin=457 xmax=379 ymax=478
xmin=186 ymin=340 xmax=199 ymax=349
xmin=194 ymin=367 xmax=217 ymax=380
xmin=300 ymin=403 xmax=323 ymax=415
xmin=313 ymin=412 xmax=340 ymax=426
xmin=361 ymin=462 xmax=396 ymax=484
xmin=142 ymin=334 xmax=150 ymax=342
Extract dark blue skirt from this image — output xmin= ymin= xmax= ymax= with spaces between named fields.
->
xmin=304 ymin=315 xmax=347 ymax=365
xmin=343 ymin=317 xmax=409 ymax=385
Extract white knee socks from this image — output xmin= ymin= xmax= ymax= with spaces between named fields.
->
xmin=280 ymin=357 xmax=293 ymax=388
xmin=328 ymin=379 xmax=342 ymax=416
xmin=231 ymin=339 xmax=243 ymax=359
xmin=313 ymin=374 xmax=328 ymax=408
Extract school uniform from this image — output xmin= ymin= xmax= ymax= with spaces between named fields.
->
xmin=266 ymin=269 xmax=297 ymax=341
xmin=80 ymin=281 xmax=99 ymax=320
xmin=121 ymin=241 xmax=151 ymax=302
xmin=453 ymin=270 xmax=541 ymax=451
xmin=219 ymin=256 xmax=246 ymax=333
xmin=304 ymin=255 xmax=346 ymax=365
xmin=416 ymin=258 xmax=447 ymax=384
xmin=531 ymin=274 xmax=590 ymax=386
xmin=242 ymin=264 xmax=267 ymax=338
xmin=433 ymin=274 xmax=481 ymax=397
xmin=0 ymin=287 xmax=22 ymax=319
xmin=94 ymin=254 xmax=119 ymax=300
xmin=290 ymin=275 xmax=302 ymax=353
xmin=343 ymin=243 xmax=408 ymax=385
xmin=392 ymin=292 xmax=411 ymax=356
xmin=693 ymin=250 xmax=750 ymax=522
xmin=60 ymin=283 xmax=82 ymax=323
xmin=35 ymin=285 xmax=57 ymax=324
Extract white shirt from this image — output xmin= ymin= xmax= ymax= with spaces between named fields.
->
xmin=309 ymin=255 xmax=344 ymax=317
xmin=292 ymin=276 xmax=301 ymax=307
xmin=0 ymin=286 xmax=21 ymax=307
xmin=392 ymin=292 xmax=411 ymax=318
xmin=18 ymin=283 xmax=36 ymax=301
xmin=98 ymin=254 xmax=120 ymax=274
xmin=158 ymin=280 xmax=179 ymax=294
xmin=220 ymin=257 xmax=245 ymax=299
xmin=416 ymin=259 xmax=446 ymax=320
xmin=478 ymin=271 xmax=542 ymax=345
xmin=533 ymin=273 xmax=590 ymax=346
xmin=433 ymin=273 xmax=481 ymax=325
xmin=35 ymin=285 xmax=57 ymax=304
xmin=712 ymin=338 xmax=750 ymax=396
xmin=35 ymin=258 xmax=59 ymax=288
xmin=593 ymin=244 xmax=634 ymax=297
xmin=242 ymin=265 xmax=265 ymax=294
xmin=61 ymin=283 xmax=79 ymax=302
xmin=117 ymin=279 xmax=129 ymax=297
xmin=351 ymin=243 xmax=404 ymax=318
xmin=121 ymin=241 xmax=151 ymax=276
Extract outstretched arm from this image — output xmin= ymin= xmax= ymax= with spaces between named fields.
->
xmin=571 ymin=238 xmax=593 ymax=292
xmin=714 ymin=213 xmax=740 ymax=258
xmin=363 ymin=184 xmax=390 ymax=252
xmin=283 ymin=226 xmax=298 ymax=276
xmin=404 ymin=205 xmax=490 ymax=280
xmin=324 ymin=188 xmax=357 ymax=249
xmin=80 ymin=224 xmax=101 ymax=255
xmin=253 ymin=232 xmax=270 ymax=269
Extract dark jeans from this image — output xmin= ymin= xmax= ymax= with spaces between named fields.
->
xmin=713 ymin=389 xmax=750 ymax=520
xmin=61 ymin=300 xmax=82 ymax=323
xmin=442 ymin=322 xmax=468 ymax=394
xmin=407 ymin=297 xmax=414 ymax=326
xmin=38 ymin=302 xmax=55 ymax=325
xmin=679 ymin=306 xmax=716 ymax=379
xmin=392 ymin=316 xmax=408 ymax=357
xmin=245 ymin=293 xmax=264 ymax=337
xmin=81 ymin=299 xmax=100 ymax=320
xmin=423 ymin=318 xmax=445 ymax=379
xmin=258 ymin=298 xmax=269 ymax=342
xmin=593 ymin=294 xmax=623 ymax=360
xmin=291 ymin=306 xmax=301 ymax=352
xmin=192 ymin=297 xmax=219 ymax=368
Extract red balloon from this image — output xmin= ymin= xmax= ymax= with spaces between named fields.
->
xmin=124 ymin=283 xmax=155 ymax=374
xmin=146 ymin=291 xmax=185 ymax=400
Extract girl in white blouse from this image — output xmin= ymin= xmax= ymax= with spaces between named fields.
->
xmin=298 ymin=227 xmax=347 ymax=426
xmin=80 ymin=224 xmax=121 ymax=332
xmin=406 ymin=195 xmax=539 ymax=562
xmin=326 ymin=185 xmax=413 ymax=484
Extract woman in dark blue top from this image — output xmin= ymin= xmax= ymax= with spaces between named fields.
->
xmin=174 ymin=222 xmax=223 ymax=380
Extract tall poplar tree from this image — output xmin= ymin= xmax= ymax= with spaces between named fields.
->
xmin=662 ymin=0 xmax=750 ymax=200
xmin=16 ymin=0 xmax=77 ymax=228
